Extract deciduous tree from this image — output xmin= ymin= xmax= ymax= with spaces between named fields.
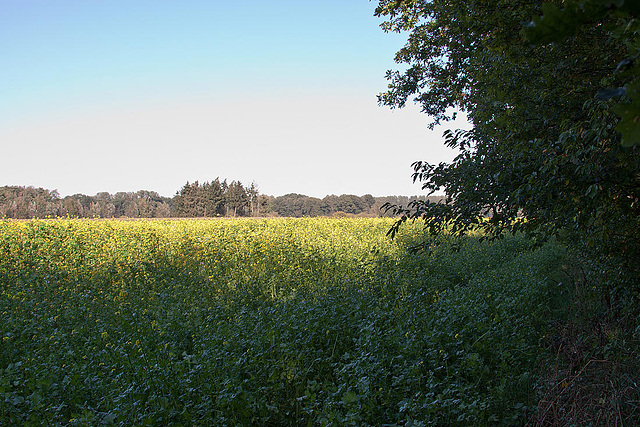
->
xmin=376 ymin=0 xmax=640 ymax=293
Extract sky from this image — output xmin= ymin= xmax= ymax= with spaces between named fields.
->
xmin=0 ymin=0 xmax=467 ymax=198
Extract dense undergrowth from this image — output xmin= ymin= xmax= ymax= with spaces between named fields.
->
xmin=531 ymin=249 xmax=640 ymax=426
xmin=0 ymin=218 xmax=567 ymax=425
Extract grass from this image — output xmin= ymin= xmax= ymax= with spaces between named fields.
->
xmin=0 ymin=217 xmax=567 ymax=425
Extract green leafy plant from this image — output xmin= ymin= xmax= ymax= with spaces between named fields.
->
xmin=0 ymin=218 xmax=566 ymax=424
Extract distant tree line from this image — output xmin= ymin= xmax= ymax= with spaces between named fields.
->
xmin=0 ymin=186 xmax=172 ymax=219
xmin=0 ymin=183 xmax=443 ymax=219
xmin=266 ymin=193 xmax=442 ymax=218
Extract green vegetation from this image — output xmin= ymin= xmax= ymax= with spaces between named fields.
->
xmin=3 ymin=4 xmax=638 ymax=424
xmin=375 ymin=0 xmax=639 ymax=284
xmin=1 ymin=218 xmax=565 ymax=425
xmin=0 ymin=184 xmax=441 ymax=219
xmin=375 ymin=1 xmax=640 ymax=423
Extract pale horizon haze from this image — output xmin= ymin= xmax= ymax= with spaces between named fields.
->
xmin=1 ymin=1 xmax=467 ymax=198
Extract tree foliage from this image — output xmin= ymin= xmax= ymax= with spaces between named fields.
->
xmin=173 ymin=179 xmax=227 ymax=218
xmin=0 ymin=185 xmax=439 ymax=220
xmin=376 ymin=0 xmax=640 ymax=292
xmin=0 ymin=186 xmax=173 ymax=219
xmin=524 ymin=0 xmax=640 ymax=147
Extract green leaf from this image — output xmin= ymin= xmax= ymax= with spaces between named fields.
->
xmin=613 ymin=82 xmax=640 ymax=147
xmin=524 ymin=3 xmax=580 ymax=43
xmin=614 ymin=102 xmax=640 ymax=146
xmin=342 ymin=391 xmax=357 ymax=404
xmin=524 ymin=0 xmax=612 ymax=44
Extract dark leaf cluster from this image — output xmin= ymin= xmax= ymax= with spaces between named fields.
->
xmin=376 ymin=0 xmax=640 ymax=298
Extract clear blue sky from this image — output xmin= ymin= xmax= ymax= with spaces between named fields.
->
xmin=1 ymin=0 xmax=465 ymax=198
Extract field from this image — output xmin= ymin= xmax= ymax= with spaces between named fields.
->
xmin=0 ymin=217 xmax=564 ymax=425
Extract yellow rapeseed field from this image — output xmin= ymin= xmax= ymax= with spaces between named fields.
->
xmin=0 ymin=217 xmax=563 ymax=425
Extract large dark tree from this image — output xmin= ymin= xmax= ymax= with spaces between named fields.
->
xmin=201 ymin=179 xmax=226 ymax=217
xmin=376 ymin=0 xmax=640 ymax=299
xmin=174 ymin=180 xmax=224 ymax=217
xmin=225 ymin=180 xmax=249 ymax=217
xmin=173 ymin=181 xmax=205 ymax=217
